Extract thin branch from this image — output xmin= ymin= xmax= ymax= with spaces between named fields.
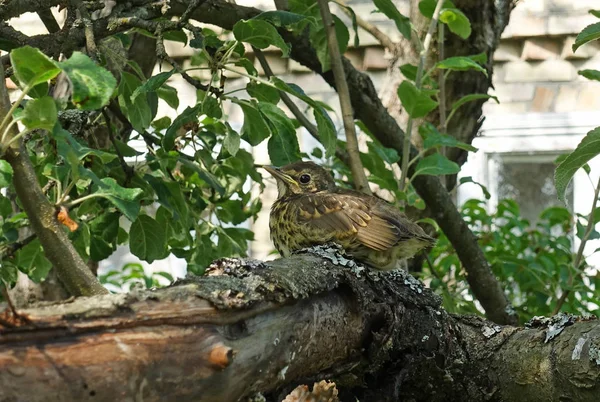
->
xmin=102 ymin=110 xmax=134 ymax=183
xmin=553 ymin=175 xmax=600 ymax=314
xmin=37 ymin=9 xmax=61 ymax=33
xmin=0 ymin=234 xmax=36 ymax=260
xmin=253 ymin=48 xmax=350 ymax=165
xmin=72 ymin=0 xmax=98 ymax=57
xmin=399 ymin=0 xmax=445 ymax=194
xmin=317 ymin=0 xmax=371 ymax=195
xmin=438 ymin=23 xmax=447 ymax=133
xmin=337 ymin=0 xmax=395 ymax=50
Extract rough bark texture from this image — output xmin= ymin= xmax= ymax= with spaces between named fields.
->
xmin=0 ymin=253 xmax=598 ymax=402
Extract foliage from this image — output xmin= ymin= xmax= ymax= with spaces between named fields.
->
xmin=99 ymin=262 xmax=173 ymax=292
xmin=0 ymin=0 xmax=486 ymax=290
xmin=1 ymin=0 xmax=594 ymax=325
xmin=426 ymin=200 xmax=600 ymax=322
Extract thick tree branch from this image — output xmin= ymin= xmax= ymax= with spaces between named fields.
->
xmin=0 ymin=63 xmax=107 ymax=297
xmin=0 ymin=253 xmax=597 ymax=401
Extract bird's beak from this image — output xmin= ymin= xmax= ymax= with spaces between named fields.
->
xmin=263 ymin=166 xmax=296 ymax=186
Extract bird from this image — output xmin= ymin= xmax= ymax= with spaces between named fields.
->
xmin=264 ymin=161 xmax=436 ymax=270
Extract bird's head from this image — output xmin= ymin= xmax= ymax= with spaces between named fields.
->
xmin=264 ymin=161 xmax=336 ymax=197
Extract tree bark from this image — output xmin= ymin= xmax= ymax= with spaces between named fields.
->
xmin=0 ymin=252 xmax=598 ymax=402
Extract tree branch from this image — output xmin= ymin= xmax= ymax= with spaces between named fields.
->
xmin=0 ymin=63 xmax=107 ymax=297
xmin=0 ymin=253 xmax=596 ymax=401
xmin=317 ymin=0 xmax=371 ymax=195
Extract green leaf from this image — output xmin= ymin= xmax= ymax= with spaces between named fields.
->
xmin=451 ymin=94 xmax=498 ymax=113
xmin=578 ymin=69 xmax=600 ymax=81
xmin=0 ymin=160 xmax=13 ymax=187
xmin=247 ymin=81 xmax=280 ymax=104
xmin=20 ymin=96 xmax=57 ymax=131
xmin=9 ymin=46 xmax=61 ymax=88
xmin=237 ymin=100 xmax=271 ymax=146
xmin=118 ymin=71 xmax=152 ymax=133
xmin=440 ymin=8 xmax=471 ymax=39
xmin=59 ymin=52 xmax=117 ymax=110
xmin=573 ymin=22 xmax=600 ymax=52
xmin=163 ymin=104 xmax=200 ymax=150
xmin=459 ymin=176 xmax=490 ymax=200
xmin=28 ymin=82 xmax=49 ymax=98
xmin=223 ymin=127 xmax=241 ymax=156
xmin=555 ymin=127 xmax=600 ymax=203
xmin=131 ymin=70 xmax=176 ymax=102
xmin=260 ymin=103 xmax=301 ymax=165
xmin=15 ymin=239 xmax=52 ymax=282
xmin=53 ymin=127 xmax=117 ymax=163
xmin=436 ymin=56 xmax=487 ymax=76
xmin=130 ymin=214 xmax=167 ymax=263
xmin=157 ymin=84 xmax=180 ymax=109
xmin=413 ymin=153 xmax=460 ymax=177
xmin=163 ymin=30 xmax=188 ymax=44
xmin=233 ymin=19 xmax=290 ymax=57
xmin=418 ymin=0 xmax=455 ymax=18
xmin=314 ymin=107 xmax=336 ymax=158
xmin=397 ymin=81 xmax=438 ymax=118
xmin=94 ymin=178 xmax=143 ymax=221
xmin=151 ymin=116 xmax=172 ymax=131
xmin=310 ymin=15 xmax=349 ymax=71
xmin=374 ymin=0 xmax=411 ymax=40
xmin=89 ymin=212 xmax=119 ymax=261
xmin=419 ymin=123 xmax=477 ymax=152
xmin=591 ymin=10 xmax=600 ymax=19
xmin=178 ymin=158 xmax=226 ymax=196
xmin=270 ymin=77 xmax=337 ymax=155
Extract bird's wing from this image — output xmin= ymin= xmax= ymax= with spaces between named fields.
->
xmin=296 ymin=193 xmax=412 ymax=251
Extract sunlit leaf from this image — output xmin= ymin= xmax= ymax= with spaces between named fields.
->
xmin=397 ymin=81 xmax=438 ymax=118
xmin=233 ymin=19 xmax=290 ymax=56
xmin=573 ymin=22 xmax=600 ymax=52
xmin=413 ymin=153 xmax=460 ymax=177
xmin=555 ymin=127 xmax=600 ymax=203
xmin=20 ymin=96 xmax=57 ymax=131
xmin=10 ymin=46 xmax=61 ymax=88
xmin=59 ymin=52 xmax=117 ymax=110
xmin=374 ymin=0 xmax=411 ymax=39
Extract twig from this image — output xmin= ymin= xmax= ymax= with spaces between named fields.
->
xmin=102 ymin=110 xmax=134 ymax=183
xmin=178 ymin=0 xmax=207 ymax=27
xmin=72 ymin=0 xmax=98 ymax=57
xmin=553 ymin=175 xmax=600 ymax=314
xmin=438 ymin=23 xmax=446 ymax=133
xmin=316 ymin=0 xmax=371 ymax=195
xmin=398 ymin=0 xmax=445 ymax=195
xmin=37 ymin=9 xmax=61 ymax=33
xmin=337 ymin=0 xmax=395 ymax=49
xmin=252 ymin=48 xmax=350 ymax=165
xmin=0 ymin=234 xmax=36 ymax=260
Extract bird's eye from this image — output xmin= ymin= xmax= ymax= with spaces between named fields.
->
xmin=299 ymin=174 xmax=311 ymax=184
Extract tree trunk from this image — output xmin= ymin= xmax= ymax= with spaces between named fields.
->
xmin=0 ymin=251 xmax=598 ymax=402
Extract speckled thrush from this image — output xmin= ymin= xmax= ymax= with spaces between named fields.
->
xmin=264 ymin=161 xmax=435 ymax=270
